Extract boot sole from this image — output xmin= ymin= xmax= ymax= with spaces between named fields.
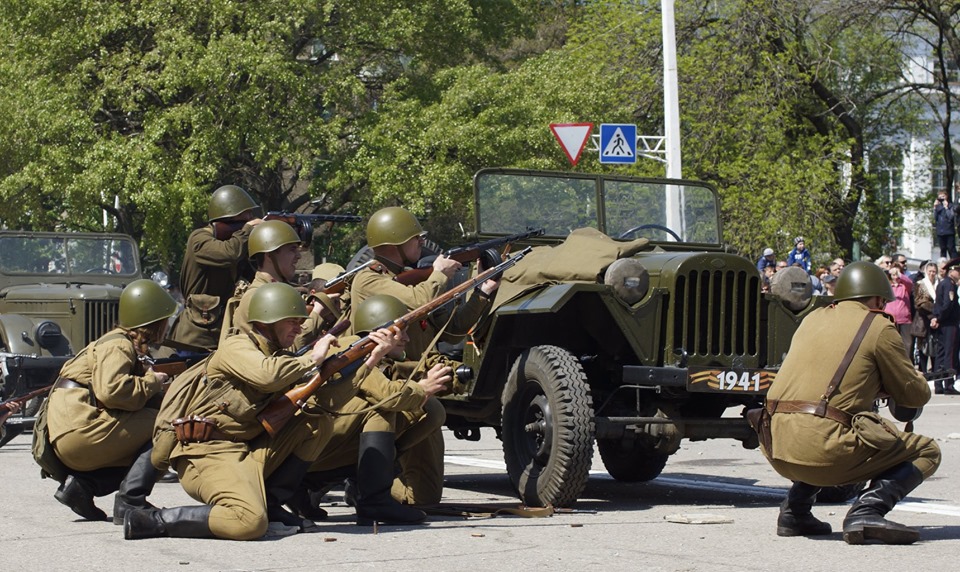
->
xmin=843 ymin=525 xmax=919 ymax=545
xmin=777 ymin=526 xmax=832 ymax=537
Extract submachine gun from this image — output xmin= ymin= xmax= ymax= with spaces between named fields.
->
xmin=393 ymin=227 xmax=544 ymax=286
xmin=213 ymin=212 xmax=363 ymax=247
xmin=257 ymin=247 xmax=534 ymax=437
xmin=878 ymin=369 xmax=954 ymax=431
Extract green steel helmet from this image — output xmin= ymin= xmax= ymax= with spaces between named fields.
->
xmin=833 ymin=261 xmax=895 ymax=302
xmin=248 ymin=220 xmax=300 ymax=258
xmin=247 ymin=282 xmax=309 ymax=325
xmin=207 ymin=185 xmax=260 ymax=222
xmin=119 ymin=279 xmax=178 ymax=329
xmin=353 ymin=294 xmax=407 ymax=334
xmin=366 ymin=207 xmax=424 ymax=248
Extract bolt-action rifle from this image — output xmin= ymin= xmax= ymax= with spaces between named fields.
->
xmin=393 ymin=228 xmax=544 ymax=286
xmin=139 ymin=351 xmax=213 ymax=378
xmin=316 ymin=260 xmax=376 ymax=297
xmin=0 ymin=384 xmax=53 ymax=409
xmin=257 ymin=247 xmax=533 ymax=437
xmin=213 ymin=212 xmax=363 ymax=246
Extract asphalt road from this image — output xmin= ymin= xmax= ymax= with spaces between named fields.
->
xmin=2 ymin=394 xmax=959 ymax=572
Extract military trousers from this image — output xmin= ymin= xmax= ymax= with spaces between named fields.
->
xmin=769 ymin=430 xmax=941 ymax=487
xmin=53 ymin=407 xmax=157 ymax=472
xmin=171 ymin=413 xmax=331 ymax=540
xmin=309 ymin=395 xmax=446 ymax=504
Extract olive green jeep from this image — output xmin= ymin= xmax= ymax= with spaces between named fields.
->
xmin=439 ymin=168 xmax=827 ymax=507
xmin=0 ymin=231 xmax=142 ymax=444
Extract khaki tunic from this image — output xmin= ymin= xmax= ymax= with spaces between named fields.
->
xmin=170 ymin=224 xmax=253 ymax=349
xmin=48 ymin=330 xmax=164 ymax=472
xmin=766 ymin=301 xmax=940 ymax=485
xmin=159 ymin=331 xmax=327 ymax=540
xmin=349 ymin=256 xmax=492 ymax=358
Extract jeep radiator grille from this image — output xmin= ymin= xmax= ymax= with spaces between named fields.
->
xmin=84 ymin=301 xmax=119 ymax=345
xmin=673 ymin=269 xmax=760 ymax=358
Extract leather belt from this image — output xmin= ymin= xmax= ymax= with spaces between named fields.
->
xmin=766 ymin=399 xmax=852 ymax=427
xmin=52 ymin=377 xmax=104 ymax=410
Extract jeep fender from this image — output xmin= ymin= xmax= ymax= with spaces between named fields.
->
xmin=0 ymin=313 xmax=44 ymax=354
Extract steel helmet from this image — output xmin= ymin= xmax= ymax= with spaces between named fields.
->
xmin=248 ymin=220 xmax=301 ymax=258
xmin=353 ymin=294 xmax=407 ymax=334
xmin=833 ymin=261 xmax=894 ymax=302
xmin=119 ymin=279 xmax=179 ymax=329
xmin=207 ymin=185 xmax=260 ymax=222
xmin=312 ymin=262 xmax=345 ymax=281
xmin=247 ymin=282 xmax=309 ymax=325
xmin=366 ymin=207 xmax=425 ymax=248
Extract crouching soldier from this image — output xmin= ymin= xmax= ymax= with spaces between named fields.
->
xmin=46 ymin=279 xmax=178 ymax=522
xmin=124 ymin=282 xmax=400 ymax=540
xmin=761 ymin=261 xmax=940 ymax=545
xmin=295 ymin=294 xmax=449 ymax=525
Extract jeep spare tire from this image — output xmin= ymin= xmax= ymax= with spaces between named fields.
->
xmin=501 ymin=345 xmax=594 ymax=507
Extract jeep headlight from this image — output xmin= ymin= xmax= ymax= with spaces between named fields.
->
xmin=35 ymin=321 xmax=63 ymax=350
xmin=603 ymin=258 xmax=649 ymax=304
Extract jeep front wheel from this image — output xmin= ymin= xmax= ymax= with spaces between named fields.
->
xmin=501 ymin=345 xmax=594 ymax=507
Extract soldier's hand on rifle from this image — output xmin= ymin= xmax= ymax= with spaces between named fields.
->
xmin=420 ymin=362 xmax=453 ymax=399
xmin=0 ymin=401 xmax=20 ymax=424
xmin=365 ymin=326 xmax=404 ymax=368
xmin=150 ymin=369 xmax=170 ymax=385
xmin=310 ymin=333 xmax=339 ymax=365
xmin=433 ymin=254 xmax=462 ymax=279
xmin=245 ymin=217 xmax=265 ymax=228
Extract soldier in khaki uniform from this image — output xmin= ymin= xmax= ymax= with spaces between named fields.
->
xmin=763 ymin=261 xmax=940 ymax=545
xmin=301 ymin=294 xmax=450 ymax=525
xmin=124 ymin=283 xmax=401 ymax=540
xmin=220 ymin=219 xmax=340 ymax=349
xmin=169 ymin=185 xmax=263 ymax=350
xmin=47 ymin=280 xmax=179 ymax=523
xmin=349 ymin=207 xmax=499 ymax=505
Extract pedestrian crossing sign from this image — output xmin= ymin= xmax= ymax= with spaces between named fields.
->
xmin=599 ymin=124 xmax=637 ymax=164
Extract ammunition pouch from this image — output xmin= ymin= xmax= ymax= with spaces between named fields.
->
xmin=172 ymin=415 xmax=220 ymax=443
xmin=183 ymin=294 xmax=222 ymax=328
xmin=746 ymin=405 xmax=773 ymax=458
xmin=851 ymin=411 xmax=901 ymax=450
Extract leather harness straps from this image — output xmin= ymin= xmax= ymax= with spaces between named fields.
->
xmin=52 ymin=377 xmax=104 ymax=410
xmin=767 ymin=311 xmax=878 ymax=428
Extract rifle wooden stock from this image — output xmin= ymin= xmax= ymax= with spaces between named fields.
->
xmin=1 ymin=384 xmax=53 ymax=408
xmin=257 ymin=247 xmax=533 ymax=437
xmin=393 ymin=228 xmax=544 ymax=286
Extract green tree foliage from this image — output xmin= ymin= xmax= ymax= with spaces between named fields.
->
xmin=0 ymin=0 xmax=530 ymax=269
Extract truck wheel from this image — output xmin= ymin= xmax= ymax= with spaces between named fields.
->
xmin=817 ymin=482 xmax=867 ymax=503
xmin=501 ymin=345 xmax=594 ymax=507
xmin=597 ymin=438 xmax=669 ymax=482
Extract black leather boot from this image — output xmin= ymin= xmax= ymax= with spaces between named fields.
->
xmin=265 ymin=455 xmax=315 ymax=530
xmin=843 ymin=462 xmax=924 ymax=545
xmin=113 ymin=444 xmax=160 ymax=525
xmin=355 ymin=432 xmax=426 ymax=526
xmin=55 ymin=475 xmax=107 ymax=521
xmin=777 ymin=481 xmax=832 ymax=536
xmin=123 ymin=506 xmax=214 ymax=539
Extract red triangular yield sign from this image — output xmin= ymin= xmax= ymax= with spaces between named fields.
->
xmin=550 ymin=123 xmax=593 ymax=166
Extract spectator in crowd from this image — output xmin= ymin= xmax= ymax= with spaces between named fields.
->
xmin=913 ymin=262 xmax=938 ymax=373
xmin=884 ymin=264 xmax=915 ymax=360
xmin=934 ymin=192 xmax=958 ymax=259
xmin=830 ymin=258 xmax=845 ymax=277
xmin=757 ymin=248 xmax=777 ymax=273
xmin=939 ymin=258 xmax=949 ymax=280
xmin=786 ymin=237 xmax=811 ymax=273
xmin=876 ymin=255 xmax=892 ymax=270
xmin=821 ymin=273 xmax=838 ymax=296
xmin=931 ymin=265 xmax=960 ymax=395
xmin=761 ymin=266 xmax=775 ymax=293
xmin=776 ymin=260 xmax=789 ymax=273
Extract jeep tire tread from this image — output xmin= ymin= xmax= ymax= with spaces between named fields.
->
xmin=501 ymin=345 xmax=594 ymax=508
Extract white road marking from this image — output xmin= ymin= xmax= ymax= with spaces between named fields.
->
xmin=444 ymin=455 xmax=960 ymax=517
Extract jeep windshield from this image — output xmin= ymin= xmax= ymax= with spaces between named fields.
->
xmin=474 ymin=169 xmax=721 ymax=245
xmin=0 ymin=234 xmax=139 ymax=277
